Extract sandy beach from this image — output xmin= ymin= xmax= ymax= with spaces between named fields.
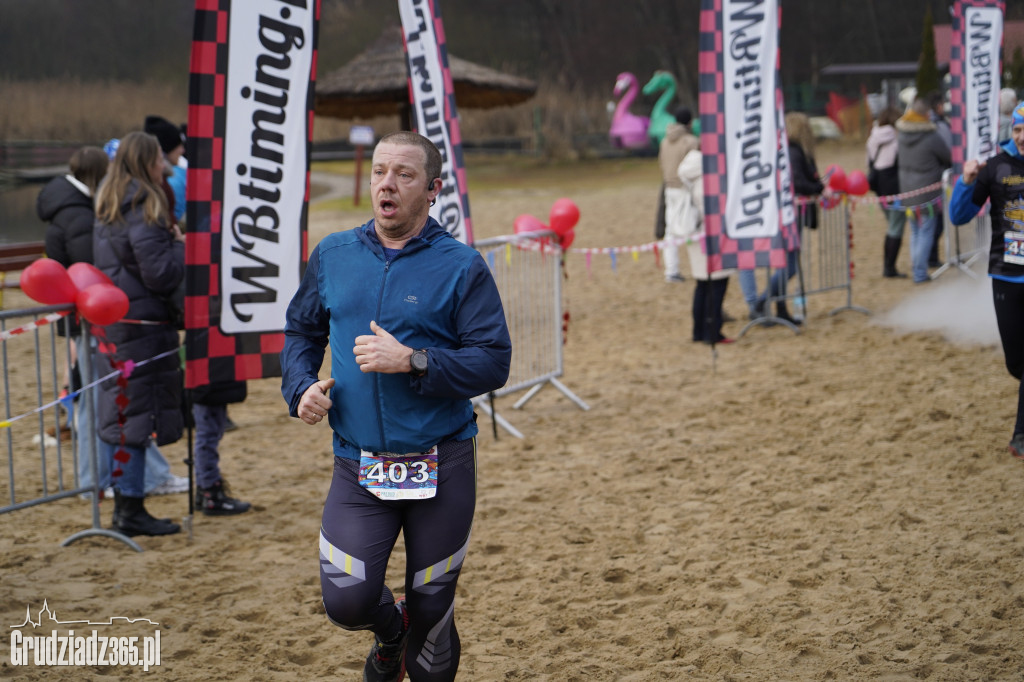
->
xmin=2 ymin=141 xmax=1023 ymax=681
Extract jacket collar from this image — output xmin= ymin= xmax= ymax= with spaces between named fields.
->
xmin=357 ymin=217 xmax=449 ymax=256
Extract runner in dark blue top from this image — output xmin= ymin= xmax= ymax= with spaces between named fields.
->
xmin=948 ymin=101 xmax=1024 ymax=459
xmin=281 ymin=131 xmax=511 ymax=682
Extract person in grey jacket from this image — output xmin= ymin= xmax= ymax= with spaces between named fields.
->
xmin=896 ymin=97 xmax=952 ymax=283
xmin=93 ymin=131 xmax=186 ymax=537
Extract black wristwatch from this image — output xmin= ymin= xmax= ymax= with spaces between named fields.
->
xmin=409 ymin=349 xmax=429 ymax=377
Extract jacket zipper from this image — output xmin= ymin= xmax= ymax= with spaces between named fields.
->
xmin=373 ymin=258 xmax=390 ymax=449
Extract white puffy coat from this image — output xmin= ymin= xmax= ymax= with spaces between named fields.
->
xmin=676 ymin=149 xmax=732 ymax=281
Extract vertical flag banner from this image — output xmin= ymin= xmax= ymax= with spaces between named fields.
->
xmin=185 ymin=0 xmax=321 ymax=389
xmin=949 ymin=0 xmax=1005 ymax=172
xmin=698 ymin=0 xmax=795 ymax=273
xmin=398 ymin=0 xmax=474 ymax=244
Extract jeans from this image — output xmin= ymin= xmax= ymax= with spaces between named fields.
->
xmin=886 ymin=208 xmax=906 ymax=239
xmin=192 ymin=402 xmax=226 ymax=488
xmin=100 ymin=440 xmax=148 ymax=498
xmin=739 ymin=269 xmax=758 ymax=313
xmin=908 ymin=211 xmax=938 ymax=282
xmin=738 ymin=250 xmax=800 ymax=314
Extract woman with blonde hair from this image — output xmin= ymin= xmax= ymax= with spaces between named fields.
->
xmin=740 ymin=111 xmax=828 ymax=325
xmin=93 ymin=130 xmax=186 ymax=537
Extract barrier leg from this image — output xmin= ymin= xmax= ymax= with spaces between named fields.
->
xmin=473 ymin=397 xmax=524 ymax=439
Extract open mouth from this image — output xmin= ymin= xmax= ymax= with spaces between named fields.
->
xmin=378 ymin=198 xmax=397 ymax=217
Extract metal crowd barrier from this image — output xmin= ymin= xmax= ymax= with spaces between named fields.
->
xmin=472 ymin=232 xmax=589 ymax=438
xmin=742 ymin=197 xmax=870 ymax=336
xmin=933 ymin=168 xmax=991 ymax=280
xmin=1 ymin=304 xmax=141 ymax=551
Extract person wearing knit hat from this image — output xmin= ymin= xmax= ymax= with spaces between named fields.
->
xmin=144 ymin=115 xmax=187 ymax=224
xmin=144 ymin=115 xmax=184 ymax=156
xmin=948 ymin=101 xmax=1024 ymax=461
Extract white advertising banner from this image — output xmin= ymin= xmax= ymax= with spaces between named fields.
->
xmin=220 ymin=0 xmax=314 ymax=334
xmin=398 ymin=0 xmax=474 ymax=244
xmin=963 ymin=6 xmax=1004 ymax=161
xmin=721 ymin=0 xmax=791 ymax=241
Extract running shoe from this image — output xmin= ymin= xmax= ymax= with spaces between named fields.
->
xmin=363 ymin=600 xmax=409 ymax=682
xmin=149 ymin=474 xmax=189 ymax=496
xmin=1009 ymin=434 xmax=1024 ymax=460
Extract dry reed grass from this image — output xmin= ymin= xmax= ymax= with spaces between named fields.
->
xmin=1 ymin=78 xmax=614 ymax=158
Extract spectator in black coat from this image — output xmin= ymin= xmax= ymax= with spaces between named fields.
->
xmin=93 ymin=131 xmax=186 ymax=537
xmin=36 ymin=146 xmax=109 ymax=337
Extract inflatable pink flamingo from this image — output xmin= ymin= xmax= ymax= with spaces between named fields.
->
xmin=609 ymin=72 xmax=651 ymax=149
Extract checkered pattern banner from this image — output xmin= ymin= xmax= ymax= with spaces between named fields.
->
xmin=398 ymin=0 xmax=474 ymax=244
xmin=185 ymin=0 xmax=320 ymax=389
xmin=949 ymin=0 xmax=1005 ymax=173
xmin=698 ymin=0 xmax=793 ymax=273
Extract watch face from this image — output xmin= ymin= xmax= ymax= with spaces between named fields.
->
xmin=411 ymin=350 xmax=428 ymax=373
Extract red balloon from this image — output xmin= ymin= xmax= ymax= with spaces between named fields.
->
xmin=549 ymin=198 xmax=580 ymax=237
xmin=76 ymin=283 xmax=129 ymax=326
xmin=826 ymin=165 xmax=847 ymax=193
xmin=19 ymin=258 xmax=78 ymax=305
xmin=67 ymin=262 xmax=113 ymax=291
xmin=845 ymin=170 xmax=869 ymax=196
xmin=559 ymin=229 xmax=576 ymax=250
xmin=513 ymin=214 xmax=546 ymax=234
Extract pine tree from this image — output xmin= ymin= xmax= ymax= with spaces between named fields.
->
xmin=1007 ymin=47 xmax=1024 ymax=94
xmin=916 ymin=7 xmax=941 ymax=98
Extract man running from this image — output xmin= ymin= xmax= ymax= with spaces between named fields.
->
xmin=281 ymin=131 xmax=511 ymax=681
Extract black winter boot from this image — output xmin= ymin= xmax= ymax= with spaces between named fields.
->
xmin=112 ymin=490 xmax=180 ymax=537
xmin=883 ymin=236 xmax=907 ymax=278
xmin=775 ymin=301 xmax=803 ymax=326
xmin=195 ymin=479 xmax=251 ymax=516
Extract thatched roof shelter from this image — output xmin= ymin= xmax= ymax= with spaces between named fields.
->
xmin=315 ymin=25 xmax=537 ymax=123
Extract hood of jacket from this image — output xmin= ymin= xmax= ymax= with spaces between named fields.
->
xmin=36 ymin=175 xmax=91 ymax=223
xmin=663 ymin=122 xmax=690 ymax=144
xmin=868 ymin=124 xmax=897 ymax=146
xmin=896 ymin=111 xmax=937 ymax=138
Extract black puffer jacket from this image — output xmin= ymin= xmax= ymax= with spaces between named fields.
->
xmin=789 ymin=143 xmax=825 ymax=230
xmin=37 ymin=176 xmax=95 ymax=336
xmin=92 ymin=181 xmax=185 ymax=447
xmin=37 ymin=175 xmax=95 ymax=267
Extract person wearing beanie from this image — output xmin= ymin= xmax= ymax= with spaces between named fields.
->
xmin=144 ymin=115 xmax=187 ymax=224
xmin=949 ymin=101 xmax=1024 ymax=462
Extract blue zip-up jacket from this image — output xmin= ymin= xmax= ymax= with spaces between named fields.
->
xmin=281 ymin=218 xmax=512 ymax=459
xmin=948 ymin=140 xmax=1024 ymax=282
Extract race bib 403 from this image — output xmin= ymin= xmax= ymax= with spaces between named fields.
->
xmin=358 ymin=446 xmax=438 ymax=500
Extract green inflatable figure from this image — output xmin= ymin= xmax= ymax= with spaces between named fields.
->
xmin=642 ymin=70 xmax=679 ymax=145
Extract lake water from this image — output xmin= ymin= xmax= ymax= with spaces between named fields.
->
xmin=0 ymin=183 xmax=48 ymax=244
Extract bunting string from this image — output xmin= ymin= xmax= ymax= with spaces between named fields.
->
xmin=0 ymin=311 xmax=69 ymax=343
xmin=0 ymin=346 xmax=179 ymax=431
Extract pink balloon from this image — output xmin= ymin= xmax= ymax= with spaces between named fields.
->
xmin=67 ymin=262 xmax=113 ymax=291
xmin=76 ymin=283 xmax=129 ymax=326
xmin=549 ymin=198 xmax=580 ymax=237
xmin=559 ymin=229 xmax=576 ymax=250
xmin=826 ymin=165 xmax=847 ymax=193
xmin=19 ymin=258 xmax=78 ymax=305
xmin=845 ymin=170 xmax=869 ymax=196
xmin=513 ymin=214 xmax=546 ymax=234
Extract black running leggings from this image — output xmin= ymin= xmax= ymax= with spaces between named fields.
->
xmin=992 ymin=279 xmax=1024 ymax=437
xmin=319 ymin=438 xmax=476 ymax=681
